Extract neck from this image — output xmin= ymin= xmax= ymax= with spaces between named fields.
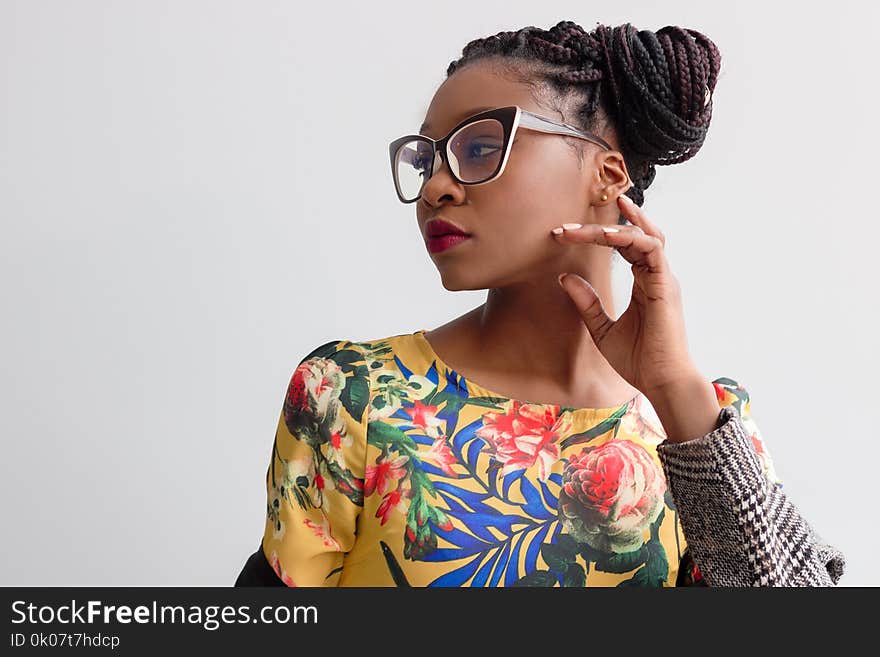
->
xmin=473 ymin=261 xmax=618 ymax=388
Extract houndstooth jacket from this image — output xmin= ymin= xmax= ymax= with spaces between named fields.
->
xmin=657 ymin=404 xmax=846 ymax=587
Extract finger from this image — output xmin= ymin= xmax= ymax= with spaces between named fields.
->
xmin=553 ymin=223 xmax=647 ymax=255
xmin=555 ymin=223 xmax=668 ymax=274
xmin=557 ymin=273 xmax=614 ymax=344
xmin=602 ymin=228 xmax=669 ymax=274
xmin=617 ymin=195 xmax=666 ymax=248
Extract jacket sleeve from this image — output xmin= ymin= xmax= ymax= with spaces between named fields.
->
xmin=238 ymin=338 xmax=370 ymax=587
xmin=657 ymin=378 xmax=846 ymax=587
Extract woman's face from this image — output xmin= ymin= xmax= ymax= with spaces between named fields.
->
xmin=415 ymin=59 xmax=628 ymax=291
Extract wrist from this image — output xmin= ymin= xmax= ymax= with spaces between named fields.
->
xmin=644 ymin=373 xmax=722 ymax=444
xmin=642 ymin=368 xmax=699 ymax=399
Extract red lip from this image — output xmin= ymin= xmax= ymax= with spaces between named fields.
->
xmin=425 ymin=218 xmax=470 ymax=238
xmin=427 ymin=233 xmax=471 ymax=254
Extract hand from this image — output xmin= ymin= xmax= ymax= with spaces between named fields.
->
xmin=554 ymin=194 xmax=698 ymax=397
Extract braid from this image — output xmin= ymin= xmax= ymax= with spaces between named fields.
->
xmin=446 ymin=21 xmax=721 ymax=214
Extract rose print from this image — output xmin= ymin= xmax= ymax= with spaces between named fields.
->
xmin=558 ymin=439 xmax=666 ymax=553
xmin=283 ymin=356 xmax=346 ymax=448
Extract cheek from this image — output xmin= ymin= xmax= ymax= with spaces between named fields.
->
xmin=488 ymin=148 xmax=585 ymax=229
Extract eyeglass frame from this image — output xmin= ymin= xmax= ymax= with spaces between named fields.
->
xmin=388 ymin=105 xmax=614 ymax=204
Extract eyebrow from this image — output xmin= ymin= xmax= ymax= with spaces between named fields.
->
xmin=420 ymin=106 xmax=496 ymax=134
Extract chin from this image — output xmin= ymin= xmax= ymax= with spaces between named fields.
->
xmin=436 ymin=269 xmax=488 ymax=292
xmin=438 ymin=277 xmax=482 ymax=292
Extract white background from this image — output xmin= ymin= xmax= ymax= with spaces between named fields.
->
xmin=2 ymin=0 xmax=876 ymax=585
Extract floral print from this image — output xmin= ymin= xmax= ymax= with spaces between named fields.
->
xmin=476 ymin=401 xmax=571 ymax=482
xmin=260 ymin=331 xmax=780 ymax=586
xmin=268 ymin=550 xmax=297 ymax=587
xmin=559 ymin=440 xmax=667 ymax=554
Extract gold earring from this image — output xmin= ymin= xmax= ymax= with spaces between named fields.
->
xmin=600 ymin=192 xmax=608 ymax=201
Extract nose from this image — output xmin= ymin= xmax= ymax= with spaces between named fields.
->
xmin=420 ymin=148 xmax=465 ymax=206
xmin=416 ymin=151 xmax=445 ymax=197
xmin=421 ymin=151 xmax=446 ymax=193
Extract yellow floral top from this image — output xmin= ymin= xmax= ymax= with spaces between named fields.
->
xmin=259 ymin=330 xmax=781 ymax=587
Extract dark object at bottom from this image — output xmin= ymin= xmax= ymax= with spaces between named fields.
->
xmin=234 ymin=542 xmax=284 ymax=586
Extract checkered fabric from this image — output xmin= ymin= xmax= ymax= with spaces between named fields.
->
xmin=657 ymin=405 xmax=845 ymax=587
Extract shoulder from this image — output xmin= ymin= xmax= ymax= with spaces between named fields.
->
xmin=298 ymin=337 xmax=369 ymax=364
xmin=297 ymin=333 xmax=408 ymax=367
xmin=274 ymin=338 xmax=376 ymax=507
xmin=285 ymin=337 xmax=376 ymax=429
xmin=286 ymin=331 xmax=429 ymax=424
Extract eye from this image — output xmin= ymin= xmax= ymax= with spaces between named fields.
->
xmin=411 ymin=152 xmax=432 ymax=175
xmin=466 ymin=141 xmax=502 ymax=159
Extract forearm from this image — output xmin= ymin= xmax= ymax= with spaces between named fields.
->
xmin=644 ymin=372 xmax=722 ymax=444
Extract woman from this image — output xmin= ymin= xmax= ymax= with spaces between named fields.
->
xmin=236 ymin=21 xmax=845 ymax=587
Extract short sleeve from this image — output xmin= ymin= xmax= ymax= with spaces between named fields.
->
xmin=260 ymin=338 xmax=371 ymax=586
xmin=663 ymin=377 xmax=846 ymax=586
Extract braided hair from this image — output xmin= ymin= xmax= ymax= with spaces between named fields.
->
xmin=446 ymin=21 xmax=721 ymax=219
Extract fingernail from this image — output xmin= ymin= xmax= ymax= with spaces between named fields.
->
xmin=619 ymin=194 xmax=634 ymax=204
xmin=558 ymin=273 xmax=568 ymax=287
xmin=601 ymin=226 xmax=620 ymax=233
xmin=562 ymin=223 xmax=582 ymax=230
xmin=551 ymin=227 xmax=563 ymax=235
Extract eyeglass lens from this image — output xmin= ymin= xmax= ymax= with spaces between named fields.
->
xmin=394 ymin=118 xmax=505 ymax=201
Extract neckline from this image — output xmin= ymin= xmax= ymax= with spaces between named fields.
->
xmin=411 ymin=328 xmax=642 ymax=419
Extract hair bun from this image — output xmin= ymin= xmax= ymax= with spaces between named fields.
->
xmin=594 ymin=22 xmax=721 ymax=167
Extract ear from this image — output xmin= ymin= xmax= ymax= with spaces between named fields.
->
xmin=595 ymin=150 xmax=632 ymax=197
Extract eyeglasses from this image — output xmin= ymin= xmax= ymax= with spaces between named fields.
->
xmin=388 ymin=105 xmax=613 ymax=204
